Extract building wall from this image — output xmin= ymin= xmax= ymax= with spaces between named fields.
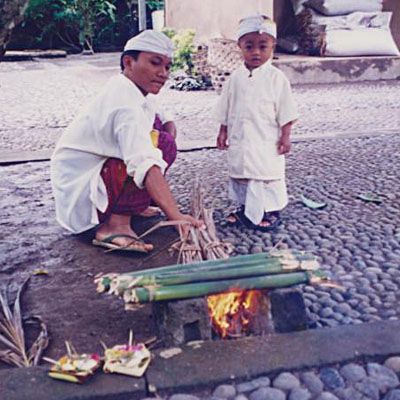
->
xmin=165 ymin=0 xmax=273 ymax=42
xmin=274 ymin=0 xmax=400 ymax=49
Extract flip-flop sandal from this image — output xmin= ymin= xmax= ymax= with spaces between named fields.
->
xmin=226 ymin=206 xmax=246 ymax=227
xmin=242 ymin=211 xmax=281 ymax=232
xmin=92 ymin=234 xmax=152 ymax=253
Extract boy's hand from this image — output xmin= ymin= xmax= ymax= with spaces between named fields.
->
xmin=217 ymin=125 xmax=228 ymax=150
xmin=277 ymin=132 xmax=291 ymax=154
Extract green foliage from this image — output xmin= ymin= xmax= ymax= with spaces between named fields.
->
xmin=24 ymin=0 xmax=117 ymax=51
xmin=147 ymin=1 xmax=164 ymax=10
xmin=164 ymin=28 xmax=196 ymax=74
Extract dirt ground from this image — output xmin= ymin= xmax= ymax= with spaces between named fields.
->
xmin=1 ymin=214 xmax=181 ymax=368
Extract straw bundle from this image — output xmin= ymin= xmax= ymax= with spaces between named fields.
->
xmin=170 ymin=181 xmax=233 ymax=264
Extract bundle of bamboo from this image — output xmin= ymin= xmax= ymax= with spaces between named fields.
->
xmin=170 ymin=181 xmax=234 ymax=263
xmin=95 ymin=250 xmax=333 ymax=309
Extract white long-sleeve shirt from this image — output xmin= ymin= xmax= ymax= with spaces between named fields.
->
xmin=51 ymin=74 xmax=167 ymax=234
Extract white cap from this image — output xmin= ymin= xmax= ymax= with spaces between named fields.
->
xmin=124 ymin=30 xmax=174 ymax=59
xmin=237 ymin=15 xmax=277 ymax=40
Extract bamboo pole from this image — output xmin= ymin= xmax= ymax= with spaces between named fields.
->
xmin=95 ymin=250 xmax=319 ymax=293
xmin=123 ymin=272 xmax=312 ymax=304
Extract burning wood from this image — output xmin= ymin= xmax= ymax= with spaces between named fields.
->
xmin=94 ymin=182 xmax=336 ymax=339
xmin=207 ymin=290 xmax=266 ymax=338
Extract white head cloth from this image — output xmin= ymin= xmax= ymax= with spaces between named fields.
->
xmin=237 ymin=15 xmax=277 ymax=40
xmin=124 ymin=30 xmax=174 ymax=59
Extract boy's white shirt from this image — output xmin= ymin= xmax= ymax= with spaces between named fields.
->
xmin=51 ymin=74 xmax=167 ymax=234
xmin=215 ymin=60 xmax=299 ymax=224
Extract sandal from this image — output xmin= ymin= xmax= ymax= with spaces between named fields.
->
xmin=226 ymin=206 xmax=246 ymax=227
xmin=242 ymin=211 xmax=281 ymax=232
xmin=92 ymin=234 xmax=153 ymax=253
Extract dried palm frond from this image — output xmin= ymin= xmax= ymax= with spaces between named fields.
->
xmin=0 ymin=279 xmax=49 ymax=367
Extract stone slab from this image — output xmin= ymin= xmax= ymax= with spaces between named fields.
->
xmin=147 ymin=319 xmax=400 ymax=394
xmin=0 ymin=365 xmax=146 ymax=400
xmin=2 ymin=50 xmax=67 ymax=61
xmin=274 ymin=54 xmax=400 ymax=85
xmin=1 ymin=130 xmax=396 ymax=166
xmin=0 ymin=149 xmax=53 ymax=165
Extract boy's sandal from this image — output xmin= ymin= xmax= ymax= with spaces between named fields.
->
xmin=226 ymin=207 xmax=246 ymax=227
xmin=242 ymin=211 xmax=281 ymax=232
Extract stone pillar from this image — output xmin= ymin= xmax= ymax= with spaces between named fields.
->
xmin=152 ymin=297 xmax=212 ymax=347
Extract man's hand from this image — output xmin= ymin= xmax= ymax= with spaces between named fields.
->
xmin=173 ymin=212 xmax=204 ymax=240
xmin=144 ymin=166 xmax=203 ymax=239
xmin=163 ymin=121 xmax=177 ymax=140
xmin=277 ymin=132 xmax=291 ymax=154
xmin=217 ymin=125 xmax=229 ymax=150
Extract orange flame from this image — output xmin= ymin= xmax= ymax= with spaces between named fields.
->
xmin=207 ymin=290 xmax=262 ymax=338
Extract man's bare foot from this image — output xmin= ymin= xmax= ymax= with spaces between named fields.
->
xmin=95 ymin=214 xmax=154 ymax=252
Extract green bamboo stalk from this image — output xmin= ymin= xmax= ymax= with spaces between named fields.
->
xmin=130 ymin=251 xmax=315 ymax=278
xmin=123 ymin=271 xmax=313 ymax=304
xmin=133 ymin=252 xmax=274 ymax=276
xmin=119 ymin=262 xmax=298 ymax=288
xmin=96 ymin=250 xmax=319 ymax=293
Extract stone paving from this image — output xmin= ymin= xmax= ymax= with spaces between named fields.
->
xmin=1 ymin=54 xmax=400 ymax=399
xmin=1 ymin=53 xmax=400 ymax=153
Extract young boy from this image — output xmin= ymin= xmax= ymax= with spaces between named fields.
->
xmin=215 ymin=15 xmax=299 ymax=231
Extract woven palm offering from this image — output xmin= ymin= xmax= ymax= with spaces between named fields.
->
xmin=45 ymin=342 xmax=101 ymax=384
xmin=103 ymin=332 xmax=151 ymax=377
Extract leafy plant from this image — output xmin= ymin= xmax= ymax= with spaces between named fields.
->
xmin=147 ymin=1 xmax=164 ymax=10
xmin=164 ymin=28 xmax=196 ymax=74
xmin=23 ymin=0 xmax=117 ymax=52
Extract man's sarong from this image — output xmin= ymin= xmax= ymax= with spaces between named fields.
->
xmin=98 ymin=117 xmax=177 ymax=222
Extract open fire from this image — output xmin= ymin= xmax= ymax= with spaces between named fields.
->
xmin=207 ymin=289 xmax=269 ymax=338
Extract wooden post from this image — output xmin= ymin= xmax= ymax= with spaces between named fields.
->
xmin=138 ymin=0 xmax=147 ymax=31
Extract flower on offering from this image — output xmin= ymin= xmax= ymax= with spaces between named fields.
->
xmin=103 ymin=342 xmax=151 ymax=377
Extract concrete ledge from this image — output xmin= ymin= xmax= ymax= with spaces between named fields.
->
xmin=0 ymin=365 xmax=146 ymax=400
xmin=0 ymin=130 xmax=398 ymax=165
xmin=274 ymin=54 xmax=400 ymax=85
xmin=0 ymin=149 xmax=53 ymax=165
xmin=1 ymin=320 xmax=399 ymax=399
xmin=2 ymin=50 xmax=67 ymax=61
xmin=147 ymin=320 xmax=400 ymax=394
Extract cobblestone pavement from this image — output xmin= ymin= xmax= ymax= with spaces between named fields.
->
xmin=0 ymin=53 xmax=400 ymax=152
xmin=1 ymin=55 xmax=400 ymax=399
xmin=1 ymin=134 xmax=400 ymax=399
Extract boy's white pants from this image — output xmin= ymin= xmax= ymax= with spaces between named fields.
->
xmin=229 ymin=178 xmax=288 ymax=225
